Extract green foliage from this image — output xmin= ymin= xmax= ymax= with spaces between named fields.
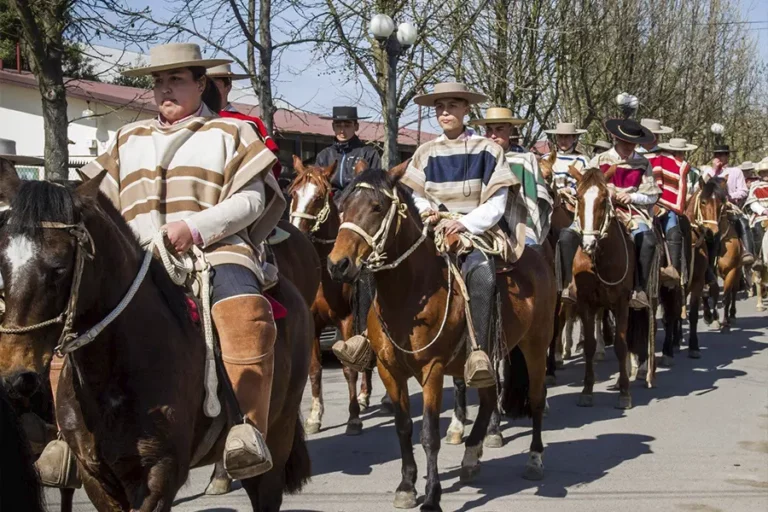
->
xmin=110 ymin=71 xmax=152 ymax=89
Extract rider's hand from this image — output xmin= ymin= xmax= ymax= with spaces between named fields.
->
xmin=442 ymin=220 xmax=467 ymax=235
xmin=615 ymin=191 xmax=632 ymax=205
xmin=713 ymin=157 xmax=724 ymax=171
xmin=424 ymin=209 xmax=441 ymax=226
xmin=163 ymin=221 xmax=194 ymax=253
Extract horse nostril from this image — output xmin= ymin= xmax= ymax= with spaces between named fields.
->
xmin=10 ymin=371 xmax=39 ymax=398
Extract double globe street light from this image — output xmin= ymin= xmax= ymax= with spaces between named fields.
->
xmin=370 ymin=14 xmax=417 ymax=167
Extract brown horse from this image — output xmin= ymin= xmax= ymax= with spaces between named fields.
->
xmin=0 ymin=170 xmax=312 ymax=511
xmin=287 ymin=156 xmax=374 ymax=436
xmin=568 ymin=168 xmax=637 ymax=408
xmin=327 ymin=166 xmax=556 ymax=511
xmin=684 ymin=180 xmax=726 ymax=356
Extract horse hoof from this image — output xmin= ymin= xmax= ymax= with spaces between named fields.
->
xmin=204 ymin=477 xmax=232 ymax=496
xmin=345 ymin=419 xmax=363 ymax=436
xmin=523 ymin=455 xmax=544 ymax=481
xmin=660 ymin=355 xmax=674 ymax=368
xmin=688 ymin=350 xmax=701 ymax=359
xmin=594 ymin=351 xmax=606 ymax=362
xmin=577 ymin=394 xmax=593 ymax=407
xmin=393 ymin=490 xmax=418 ymax=509
xmin=484 ymin=433 xmax=504 ymax=449
xmin=460 ymin=464 xmax=481 ymax=483
xmin=444 ymin=430 xmax=464 ymax=445
xmin=616 ymin=395 xmax=632 ymax=410
xmin=757 ymin=305 xmax=764 ymax=312
xmin=304 ymin=420 xmax=321 ymax=435
xmin=545 ymin=374 xmax=556 ymax=387
xmin=380 ymin=395 xmax=394 ymax=414
xmin=710 ymin=320 xmax=721 ymax=330
xmin=555 ymin=359 xmax=564 ymax=368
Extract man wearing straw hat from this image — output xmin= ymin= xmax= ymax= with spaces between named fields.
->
xmin=638 ymin=119 xmax=674 ymax=157
xmin=471 ymin=107 xmax=552 ymax=246
xmin=543 ymin=122 xmax=589 ymax=195
xmin=741 ymin=161 xmax=758 ymax=188
xmin=588 ymin=140 xmax=612 ymax=157
xmin=744 ymin=159 xmax=768 ymax=269
xmin=701 ymin=142 xmax=755 ymax=265
xmin=208 ymin=64 xmax=282 ymax=179
xmin=652 ymin=137 xmax=697 ymax=285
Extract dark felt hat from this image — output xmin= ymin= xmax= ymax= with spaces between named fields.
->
xmin=320 ymin=106 xmax=370 ymax=121
xmin=604 ymin=118 xmax=655 ymax=145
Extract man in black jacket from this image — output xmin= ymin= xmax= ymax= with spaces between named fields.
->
xmin=316 ymin=106 xmax=382 ymax=193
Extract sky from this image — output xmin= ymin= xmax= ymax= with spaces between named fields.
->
xmin=102 ymin=0 xmax=768 ymax=135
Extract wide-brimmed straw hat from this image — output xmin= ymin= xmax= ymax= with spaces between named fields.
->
xmin=544 ymin=122 xmax=587 ymax=136
xmin=756 ymin=160 xmax=768 ymax=173
xmin=740 ymin=161 xmax=756 ymax=172
xmin=207 ymin=63 xmax=254 ymax=80
xmin=658 ymin=138 xmax=698 ymax=152
xmin=588 ymin=140 xmax=613 ymax=150
xmin=469 ymin=107 xmax=527 ymax=126
xmin=604 ymin=118 xmax=655 ymax=145
xmin=0 ymin=139 xmax=44 ymax=165
xmin=413 ymin=82 xmax=487 ymax=107
xmin=640 ymin=118 xmax=674 ymax=135
xmin=122 ymin=43 xmax=231 ymax=77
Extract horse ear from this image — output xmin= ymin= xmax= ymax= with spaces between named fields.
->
xmin=292 ymin=155 xmax=306 ymax=174
xmin=603 ymin=164 xmax=618 ymax=181
xmin=388 ymin=159 xmax=410 ymax=182
xmin=547 ymin=148 xmax=557 ymax=165
xmin=75 ymin=170 xmax=106 ymax=199
xmin=353 ymin=158 xmax=368 ymax=176
xmin=322 ymin=160 xmax=337 ymax=180
xmin=568 ymin=163 xmax=583 ymax=183
xmin=74 ymin=169 xmax=89 ymax=182
xmin=0 ymin=159 xmax=21 ymax=204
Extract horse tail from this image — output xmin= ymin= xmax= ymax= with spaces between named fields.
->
xmin=626 ymin=308 xmax=651 ymax=364
xmin=501 ymin=346 xmax=531 ymax=419
xmin=0 ymin=386 xmax=45 ymax=512
xmin=283 ymin=417 xmax=312 ymax=494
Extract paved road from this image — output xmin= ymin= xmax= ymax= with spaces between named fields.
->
xmin=47 ymin=297 xmax=768 ymax=511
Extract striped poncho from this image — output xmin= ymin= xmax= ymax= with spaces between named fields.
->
xmin=82 ymin=104 xmax=284 ymax=284
xmin=506 ymin=151 xmax=552 ymax=245
xmin=544 ymin=150 xmax=589 ymax=192
xmin=745 ymin=181 xmax=768 ymax=227
xmin=649 ymin=152 xmax=689 ymax=215
xmin=401 ymin=128 xmax=527 ymax=261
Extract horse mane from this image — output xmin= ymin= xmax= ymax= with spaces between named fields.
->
xmin=288 ymin=165 xmax=331 ymax=197
xmin=5 ymin=180 xmax=192 ymax=329
xmin=339 ymin=168 xmax=422 ymax=224
xmin=0 ymin=384 xmax=45 ymax=512
xmin=576 ymin=167 xmax=607 ymax=195
xmin=700 ymin=178 xmax=727 ymax=203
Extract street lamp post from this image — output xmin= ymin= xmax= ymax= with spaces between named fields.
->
xmin=370 ymin=14 xmax=417 ymax=168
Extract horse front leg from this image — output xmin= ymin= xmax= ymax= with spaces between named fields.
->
xmin=445 ymin=377 xmax=466 ymax=445
xmin=688 ymin=294 xmax=702 ymax=359
xmin=613 ymin=305 xmax=632 ymax=409
xmin=204 ymin=459 xmax=232 ymax=496
xmin=342 ymin=366 xmax=362 ymax=436
xmin=755 ymin=271 xmax=765 ymax=311
xmin=304 ymin=327 xmax=324 ymax=435
xmin=460 ymin=385 xmax=494 ymax=485
xmin=721 ymin=269 xmax=738 ymax=328
xmin=594 ymin=308 xmax=606 ymax=361
xmin=420 ymin=367 xmax=445 ymax=511
xmin=577 ymin=309 xmax=597 ymax=407
xmin=484 ymin=380 xmax=504 ymax=449
xmin=378 ymin=364 xmax=417 ymax=509
xmin=357 ymin=368 xmax=374 ymax=411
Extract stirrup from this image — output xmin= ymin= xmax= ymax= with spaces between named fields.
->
xmin=332 ymin=335 xmax=375 ymax=372
xmin=629 ymin=290 xmax=650 ymax=310
xmin=465 ymin=350 xmax=495 ymax=388
xmin=742 ymin=252 xmax=755 ymax=266
xmin=35 ymin=439 xmax=82 ymax=489
xmin=660 ymin=266 xmax=680 ymax=287
xmin=560 ymin=287 xmax=577 ymax=305
xmin=224 ymin=423 xmax=273 ymax=480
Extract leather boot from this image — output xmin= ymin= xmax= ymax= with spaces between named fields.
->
xmin=35 ymin=355 xmax=81 ymax=489
xmin=463 ymin=251 xmax=496 ymax=389
xmin=213 ymin=295 xmax=276 ymax=480
xmin=629 ymin=230 xmax=657 ymax=310
xmin=661 ymin=226 xmax=683 ymax=285
xmin=753 ymin=225 xmax=766 ymax=269
xmin=737 ymin=217 xmax=756 ymax=265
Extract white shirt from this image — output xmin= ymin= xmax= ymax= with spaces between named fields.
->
xmin=412 ymin=188 xmax=508 ymax=235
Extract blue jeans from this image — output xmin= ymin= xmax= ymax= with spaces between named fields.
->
xmin=525 ymin=236 xmax=537 ymax=246
xmin=211 ymin=264 xmax=262 ymax=305
xmin=659 ymin=211 xmax=679 ymax=233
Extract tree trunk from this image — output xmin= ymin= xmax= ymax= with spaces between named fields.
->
xmin=256 ymin=0 xmax=275 ymax=135
xmin=39 ymin=69 xmax=69 ymax=180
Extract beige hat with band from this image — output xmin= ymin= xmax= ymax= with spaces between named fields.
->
xmin=413 ymin=82 xmax=487 ymax=107
xmin=658 ymin=138 xmax=698 ymax=152
xmin=544 ymin=122 xmax=587 ymax=135
xmin=207 ymin=63 xmax=254 ymax=80
xmin=122 ymin=43 xmax=231 ymax=77
xmin=640 ymin=118 xmax=674 ymax=135
xmin=469 ymin=107 xmax=527 ymax=126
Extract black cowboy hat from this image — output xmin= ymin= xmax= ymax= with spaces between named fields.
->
xmin=713 ymin=144 xmax=732 ymax=154
xmin=320 ymin=106 xmax=370 ymax=121
xmin=604 ymin=118 xmax=655 ymax=145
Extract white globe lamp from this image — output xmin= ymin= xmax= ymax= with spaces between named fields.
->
xmin=370 ymin=14 xmax=395 ymax=40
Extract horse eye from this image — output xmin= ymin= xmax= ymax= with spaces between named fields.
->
xmin=371 ymin=203 xmax=383 ymax=213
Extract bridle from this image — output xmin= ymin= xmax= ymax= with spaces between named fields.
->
xmin=289 ymin=184 xmax=336 ymax=244
xmin=338 ymin=182 xmax=427 ymax=272
xmin=0 ymin=221 xmax=152 ymax=357
xmin=692 ymin=190 xmax=726 ymax=234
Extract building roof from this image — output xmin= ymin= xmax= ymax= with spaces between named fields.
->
xmin=0 ymin=68 xmax=435 ymax=147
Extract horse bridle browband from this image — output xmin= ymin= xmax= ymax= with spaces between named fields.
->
xmin=338 ymin=182 xmax=428 ymax=272
xmin=0 ymin=221 xmax=153 ymax=357
xmin=289 ymin=190 xmax=335 ymax=244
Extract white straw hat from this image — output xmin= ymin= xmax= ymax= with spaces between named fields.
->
xmin=657 ymin=138 xmax=698 ymax=152
xmin=122 ymin=43 xmax=231 ymax=77
xmin=544 ymin=122 xmax=587 ymax=135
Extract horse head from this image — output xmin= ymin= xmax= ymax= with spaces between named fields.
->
xmin=537 ymin=149 xmax=557 ymax=182
xmin=576 ymin=167 xmax=613 ymax=255
xmin=0 ymin=168 xmax=142 ymax=397
xmin=288 ymin=155 xmax=337 ymax=234
xmin=327 ymin=160 xmax=414 ymax=282
xmin=692 ymin=176 xmax=728 ymax=237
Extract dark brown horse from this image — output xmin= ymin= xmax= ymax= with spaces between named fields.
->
xmin=0 ymin=170 xmax=312 ymax=511
xmin=684 ymin=180 xmax=726 ymax=357
xmin=327 ymin=166 xmax=556 ymax=511
xmin=287 ymin=156 xmax=374 ymax=436
xmin=569 ymin=168 xmax=637 ymax=408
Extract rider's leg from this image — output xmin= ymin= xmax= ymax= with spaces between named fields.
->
xmin=663 ymin=211 xmax=683 ymax=278
xmin=734 ymin=214 xmax=755 ymax=265
xmin=462 ymin=248 xmax=497 ymax=389
xmin=753 ymin=223 xmax=766 ymax=266
xmin=211 ymin=264 xmax=275 ymax=480
xmin=557 ymin=225 xmax=582 ymax=303
xmin=630 ymin=223 xmax=657 ymax=309
xmin=705 ymin=232 xmax=721 ymax=285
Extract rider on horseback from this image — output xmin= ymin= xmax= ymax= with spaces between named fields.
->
xmin=471 ymin=107 xmax=553 ymax=246
xmin=542 ymin=122 xmax=589 ymax=196
xmin=701 ymin=142 xmax=756 ymax=267
xmin=558 ymin=119 xmax=661 ymax=310
xmin=37 ymin=43 xmax=283 ymax=486
xmin=402 ymin=83 xmax=527 ymax=388
xmin=745 ymin=160 xmax=768 ymax=268
xmin=651 ymin=137 xmax=698 ymax=285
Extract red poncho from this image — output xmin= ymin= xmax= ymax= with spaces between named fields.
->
xmin=219 ymin=110 xmax=282 ymax=179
